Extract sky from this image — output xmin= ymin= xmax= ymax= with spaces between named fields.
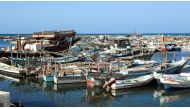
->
xmin=0 ymin=1 xmax=190 ymax=34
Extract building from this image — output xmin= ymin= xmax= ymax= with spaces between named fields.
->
xmin=159 ymin=36 xmax=174 ymax=43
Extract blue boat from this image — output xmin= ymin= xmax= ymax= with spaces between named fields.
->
xmin=43 ymin=72 xmax=57 ymax=82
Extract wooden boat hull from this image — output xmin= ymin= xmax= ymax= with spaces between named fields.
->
xmin=54 ymin=76 xmax=86 ymax=84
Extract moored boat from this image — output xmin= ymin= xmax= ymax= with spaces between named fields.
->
xmin=86 ymin=74 xmax=104 ymax=87
xmin=103 ymin=74 xmax=154 ymax=90
xmin=54 ymin=75 xmax=86 ymax=84
xmin=167 ymin=57 xmax=188 ymax=67
xmin=153 ymin=57 xmax=188 ymax=74
xmin=159 ymin=73 xmax=190 ymax=89
xmin=53 ymin=56 xmax=85 ymax=64
xmin=132 ymin=59 xmax=158 ymax=67
xmin=54 ymin=65 xmax=87 ymax=84
xmin=43 ymin=72 xmax=57 ymax=82
xmin=0 ymin=61 xmax=26 ymax=78
xmin=153 ymin=57 xmax=189 ymax=84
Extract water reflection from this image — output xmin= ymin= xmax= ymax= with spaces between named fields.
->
xmin=83 ymin=86 xmax=119 ymax=107
xmin=42 ymin=81 xmax=86 ymax=92
xmin=84 ymin=87 xmax=104 ymax=102
xmin=9 ymin=78 xmax=41 ymax=93
xmin=7 ymin=77 xmax=87 ymax=94
xmin=84 ymin=86 xmax=129 ymax=102
xmin=1 ymin=76 xmax=190 ymax=107
xmin=154 ymin=87 xmax=190 ymax=106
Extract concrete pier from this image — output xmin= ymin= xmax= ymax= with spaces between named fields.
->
xmin=0 ymin=91 xmax=10 ymax=107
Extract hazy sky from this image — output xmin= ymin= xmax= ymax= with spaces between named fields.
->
xmin=0 ymin=1 xmax=190 ymax=34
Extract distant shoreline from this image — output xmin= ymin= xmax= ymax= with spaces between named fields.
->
xmin=0 ymin=33 xmax=190 ymax=36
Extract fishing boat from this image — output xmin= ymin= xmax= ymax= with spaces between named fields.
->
xmin=159 ymin=73 xmax=190 ymax=89
xmin=54 ymin=66 xmax=87 ymax=84
xmin=103 ymin=74 xmax=154 ymax=90
xmin=114 ymin=70 xmax=152 ymax=78
xmin=0 ymin=62 xmax=26 ymax=78
xmin=85 ymin=62 xmax=127 ymax=87
xmin=153 ymin=57 xmax=188 ymax=74
xmin=111 ymin=60 xmax=153 ymax=74
xmin=42 ymin=62 xmax=56 ymax=82
xmin=54 ymin=75 xmax=86 ymax=84
xmin=53 ymin=56 xmax=85 ymax=64
xmin=112 ymin=52 xmax=132 ymax=58
xmin=153 ymin=57 xmax=189 ymax=84
xmin=43 ymin=72 xmax=57 ymax=82
xmin=132 ymin=59 xmax=159 ymax=67
xmin=167 ymin=57 xmax=188 ymax=67
xmin=86 ymin=74 xmax=104 ymax=87
xmin=115 ymin=65 xmax=153 ymax=75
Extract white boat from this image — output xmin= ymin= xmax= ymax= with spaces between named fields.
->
xmin=103 ymin=74 xmax=154 ymax=90
xmin=132 ymin=59 xmax=158 ymax=66
xmin=159 ymin=73 xmax=190 ymax=89
xmin=167 ymin=57 xmax=188 ymax=66
xmin=0 ymin=62 xmax=26 ymax=78
xmin=153 ymin=57 xmax=189 ymax=85
xmin=153 ymin=57 xmax=188 ymax=74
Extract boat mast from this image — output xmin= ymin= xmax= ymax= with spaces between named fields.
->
xmin=10 ymin=41 xmax=13 ymax=65
xmin=165 ymin=44 xmax=168 ymax=63
xmin=109 ymin=62 xmax=112 ymax=76
xmin=174 ymin=51 xmax=176 ymax=61
xmin=40 ymin=28 xmax=43 ymax=58
xmin=40 ymin=28 xmax=43 ymax=68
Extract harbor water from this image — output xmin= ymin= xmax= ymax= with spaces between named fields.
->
xmin=0 ymin=51 xmax=190 ymax=107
